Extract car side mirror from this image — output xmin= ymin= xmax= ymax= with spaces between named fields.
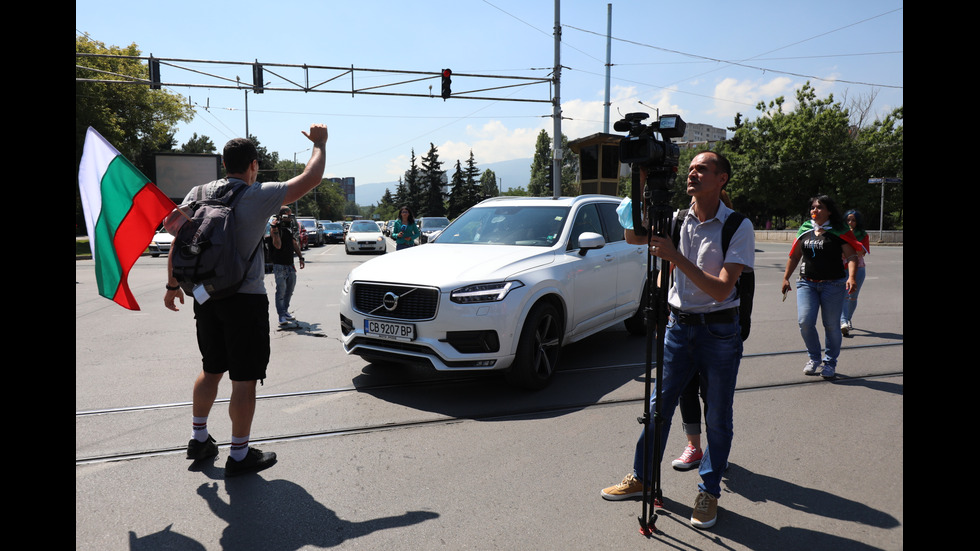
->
xmin=577 ymin=232 xmax=605 ymax=255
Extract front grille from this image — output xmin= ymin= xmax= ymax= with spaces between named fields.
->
xmin=353 ymin=282 xmax=439 ymax=320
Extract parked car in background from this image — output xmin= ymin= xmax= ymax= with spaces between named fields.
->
xmin=148 ymin=230 xmax=174 ymax=257
xmin=417 ymin=216 xmax=450 ymax=244
xmin=321 ymin=222 xmax=345 ymax=244
xmin=339 ymin=195 xmax=648 ymax=389
xmin=344 ymin=219 xmax=387 ymax=254
xmin=297 ymin=217 xmax=323 ymax=247
xmin=384 ymin=220 xmax=395 ymax=237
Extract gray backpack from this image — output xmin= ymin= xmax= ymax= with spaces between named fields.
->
xmin=171 ymin=180 xmax=259 ymax=300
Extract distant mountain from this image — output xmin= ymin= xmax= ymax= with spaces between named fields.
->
xmin=353 ymin=157 xmax=533 ymax=206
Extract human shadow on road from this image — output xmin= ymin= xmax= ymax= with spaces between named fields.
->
xmin=193 ymin=473 xmax=438 ymax=550
xmin=644 ymin=462 xmax=899 ymax=551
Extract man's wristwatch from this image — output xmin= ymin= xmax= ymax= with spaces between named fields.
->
xmin=166 ymin=284 xmax=180 ymax=291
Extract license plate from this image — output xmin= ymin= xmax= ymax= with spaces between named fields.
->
xmin=365 ymin=319 xmax=416 ymax=341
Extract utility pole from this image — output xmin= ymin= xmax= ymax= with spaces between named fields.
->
xmin=603 ymin=4 xmax=612 ymax=133
xmin=552 ymin=0 xmax=562 ymax=199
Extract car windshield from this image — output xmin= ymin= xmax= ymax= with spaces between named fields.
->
xmin=350 ymin=221 xmax=380 ymax=233
xmin=300 ymin=219 xmax=317 ymax=229
xmin=434 ymin=205 xmax=570 ymax=246
xmin=323 ymin=223 xmax=343 ymax=231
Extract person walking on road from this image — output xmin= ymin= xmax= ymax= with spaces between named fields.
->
xmin=781 ymin=195 xmax=860 ymax=379
xmin=840 ymin=209 xmax=870 ymax=336
xmin=164 ymin=124 xmax=329 ymax=477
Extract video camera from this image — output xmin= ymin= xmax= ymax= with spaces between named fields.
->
xmin=614 ymin=113 xmax=686 ymax=236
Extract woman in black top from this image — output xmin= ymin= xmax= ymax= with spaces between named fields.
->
xmin=781 ymin=195 xmax=858 ymax=379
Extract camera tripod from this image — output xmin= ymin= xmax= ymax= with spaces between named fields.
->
xmin=631 ymin=175 xmax=676 ymax=537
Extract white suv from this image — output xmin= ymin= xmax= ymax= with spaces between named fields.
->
xmin=339 ymin=195 xmax=648 ymax=389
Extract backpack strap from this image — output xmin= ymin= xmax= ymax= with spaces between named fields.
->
xmin=720 ymin=211 xmax=746 ymax=257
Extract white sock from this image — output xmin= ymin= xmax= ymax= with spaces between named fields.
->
xmin=192 ymin=416 xmax=209 ymax=442
xmin=230 ymin=436 xmax=249 ymax=461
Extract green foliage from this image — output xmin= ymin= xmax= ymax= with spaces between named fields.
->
xmin=480 ymin=169 xmax=499 ymax=199
xmin=179 ymin=133 xmax=216 ymax=154
xmin=528 ymin=130 xmax=579 ymax=196
xmin=75 ymin=36 xmax=194 ymax=172
xmin=720 ymin=82 xmax=903 ymax=230
xmin=76 ymin=35 xmax=194 ymax=234
xmin=420 ymin=143 xmax=447 ymax=217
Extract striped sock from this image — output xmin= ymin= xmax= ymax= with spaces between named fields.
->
xmin=229 ymin=436 xmax=249 ymax=462
xmin=192 ymin=417 xmax=209 ymax=443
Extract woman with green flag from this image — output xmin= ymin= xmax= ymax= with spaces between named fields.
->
xmin=781 ymin=195 xmax=861 ymax=380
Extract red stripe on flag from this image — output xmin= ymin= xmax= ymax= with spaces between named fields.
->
xmin=110 ymin=184 xmax=176 ymax=310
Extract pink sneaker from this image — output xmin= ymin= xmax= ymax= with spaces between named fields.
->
xmin=671 ymin=444 xmax=703 ymax=470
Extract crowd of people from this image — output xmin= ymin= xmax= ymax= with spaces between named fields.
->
xmin=158 ymin=130 xmax=872 ymax=530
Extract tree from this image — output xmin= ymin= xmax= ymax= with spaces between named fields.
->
xmin=853 ymin=106 xmax=903 ymax=229
xmin=76 ymin=35 xmax=194 ymax=234
xmin=180 ymin=133 xmax=216 ymax=154
xmin=447 ymin=160 xmax=468 ymax=219
xmin=528 ymin=129 xmax=579 ymax=196
xmin=480 ymin=168 xmax=499 ymax=199
xmin=528 ymin=130 xmax=552 ymax=196
xmin=463 ymin=151 xmax=482 ymax=205
xmin=403 ymin=149 xmax=422 ymax=215
xmin=249 ymin=134 xmax=280 ymax=183
xmin=419 ymin=143 xmax=446 ymax=217
xmin=376 ymin=188 xmax=399 ymax=221
xmin=75 ymin=36 xmax=193 ymax=172
xmin=723 ymin=82 xmax=863 ymax=229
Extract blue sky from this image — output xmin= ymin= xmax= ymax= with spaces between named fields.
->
xmin=76 ymin=1 xmax=903 ymax=189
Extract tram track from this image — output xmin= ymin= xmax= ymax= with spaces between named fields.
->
xmin=76 ymin=341 xmax=902 ymax=466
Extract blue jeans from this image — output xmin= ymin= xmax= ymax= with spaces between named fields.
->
xmin=797 ymin=278 xmax=846 ymax=366
xmin=840 ymin=266 xmax=866 ymax=324
xmin=633 ymin=312 xmax=742 ymax=498
xmin=273 ymin=264 xmax=297 ymax=317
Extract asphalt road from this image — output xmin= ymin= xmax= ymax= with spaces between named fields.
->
xmin=76 ymin=239 xmax=903 ymax=550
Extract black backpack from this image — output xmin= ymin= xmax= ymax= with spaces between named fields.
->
xmin=672 ymin=209 xmax=755 ymax=341
xmin=171 ymin=180 xmax=260 ymax=301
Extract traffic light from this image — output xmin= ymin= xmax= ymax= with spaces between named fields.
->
xmin=545 ymin=164 xmax=553 ymax=193
xmin=441 ymin=69 xmax=452 ymax=100
xmin=252 ymin=61 xmax=264 ymax=94
xmin=149 ymin=56 xmax=161 ymax=90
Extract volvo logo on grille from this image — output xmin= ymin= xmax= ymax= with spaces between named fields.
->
xmin=382 ymin=291 xmax=399 ymax=312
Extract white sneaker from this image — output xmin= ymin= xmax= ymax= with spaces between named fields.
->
xmin=803 ymin=360 xmax=821 ymax=376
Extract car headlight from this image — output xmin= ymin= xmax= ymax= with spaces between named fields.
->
xmin=450 ymin=281 xmax=524 ymax=304
xmin=342 ymin=273 xmax=352 ymax=295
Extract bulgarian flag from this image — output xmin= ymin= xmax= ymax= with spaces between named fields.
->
xmin=790 ymin=219 xmax=869 ymax=257
xmin=78 ymin=127 xmax=177 ymax=310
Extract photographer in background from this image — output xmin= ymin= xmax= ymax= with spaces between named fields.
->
xmin=268 ymin=206 xmax=305 ymax=325
xmin=601 ymin=151 xmax=753 ymax=531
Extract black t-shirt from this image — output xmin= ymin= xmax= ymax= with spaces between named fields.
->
xmin=267 ymin=226 xmax=296 ymax=266
xmin=798 ymin=230 xmax=847 ymax=280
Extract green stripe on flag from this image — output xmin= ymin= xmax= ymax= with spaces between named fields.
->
xmin=92 ymin=155 xmax=152 ymax=301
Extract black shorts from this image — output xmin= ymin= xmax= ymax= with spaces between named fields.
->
xmin=193 ymin=293 xmax=271 ymax=382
